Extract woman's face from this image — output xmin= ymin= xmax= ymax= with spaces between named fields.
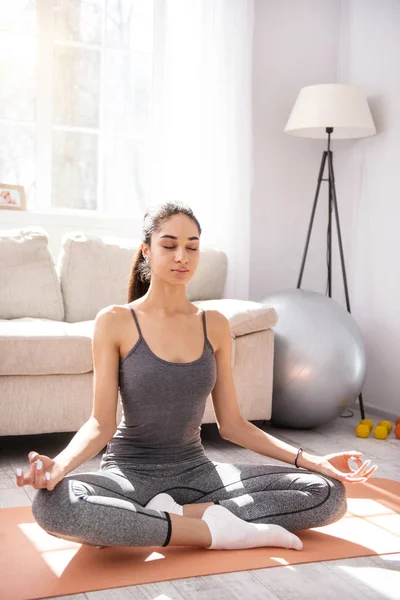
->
xmin=144 ymin=214 xmax=201 ymax=282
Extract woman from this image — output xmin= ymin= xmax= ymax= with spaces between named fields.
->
xmin=17 ymin=202 xmax=377 ymax=551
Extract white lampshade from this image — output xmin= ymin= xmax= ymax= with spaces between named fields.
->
xmin=284 ymin=83 xmax=376 ymax=139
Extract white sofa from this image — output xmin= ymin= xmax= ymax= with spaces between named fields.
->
xmin=0 ymin=227 xmax=278 ymax=437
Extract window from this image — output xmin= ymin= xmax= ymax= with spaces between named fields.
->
xmin=0 ymin=0 xmax=154 ymax=215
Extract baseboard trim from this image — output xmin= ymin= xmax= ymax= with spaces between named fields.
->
xmin=363 ymin=403 xmax=399 ymax=422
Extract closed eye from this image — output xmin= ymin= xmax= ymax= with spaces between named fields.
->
xmin=162 ymin=247 xmax=198 ymax=251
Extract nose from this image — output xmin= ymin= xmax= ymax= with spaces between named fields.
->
xmin=174 ymin=249 xmax=189 ymax=263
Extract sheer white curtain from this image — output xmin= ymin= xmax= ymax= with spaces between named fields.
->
xmin=149 ymin=0 xmax=254 ymax=300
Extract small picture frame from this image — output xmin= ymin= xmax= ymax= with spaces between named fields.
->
xmin=0 ymin=184 xmax=26 ymax=211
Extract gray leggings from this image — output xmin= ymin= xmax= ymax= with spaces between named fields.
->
xmin=31 ymin=456 xmax=347 ymax=548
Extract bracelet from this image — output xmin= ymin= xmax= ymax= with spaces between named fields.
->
xmin=294 ymin=447 xmax=303 ymax=468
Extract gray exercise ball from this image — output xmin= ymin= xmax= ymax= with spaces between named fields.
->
xmin=261 ymin=289 xmax=367 ymax=429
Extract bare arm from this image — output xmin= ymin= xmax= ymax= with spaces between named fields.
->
xmin=214 ymin=312 xmax=377 ymax=482
xmin=53 ymin=418 xmax=114 ymax=476
xmin=54 ymin=306 xmax=120 ymax=476
xmin=221 ymin=420 xmax=318 ymax=468
xmin=211 ymin=312 xmax=319 ymax=468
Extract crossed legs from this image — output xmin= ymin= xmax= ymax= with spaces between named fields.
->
xmin=31 ymin=460 xmax=347 ymax=549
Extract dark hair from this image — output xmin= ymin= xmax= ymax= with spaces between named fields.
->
xmin=127 ymin=201 xmax=202 ymax=302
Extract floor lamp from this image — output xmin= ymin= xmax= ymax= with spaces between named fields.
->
xmin=284 ymin=83 xmax=376 ymax=420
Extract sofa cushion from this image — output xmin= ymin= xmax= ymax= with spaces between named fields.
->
xmin=0 ymin=300 xmax=277 ymax=376
xmin=58 ymin=232 xmax=228 ymax=323
xmin=193 ymin=299 xmax=277 ymax=337
xmin=58 ymin=232 xmax=137 ymax=323
xmin=0 ymin=227 xmax=64 ymax=320
xmin=186 ymin=249 xmax=227 ymax=302
xmin=194 ymin=299 xmax=277 ymax=369
xmin=0 ymin=318 xmax=93 ymax=375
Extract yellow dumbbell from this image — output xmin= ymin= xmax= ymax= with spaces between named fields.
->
xmin=373 ymin=425 xmax=389 ymax=439
xmin=378 ymin=420 xmax=393 ymax=434
xmin=355 ymin=423 xmax=371 ymax=438
xmin=360 ymin=419 xmax=374 ymax=431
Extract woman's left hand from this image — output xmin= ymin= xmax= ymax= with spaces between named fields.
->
xmin=305 ymin=451 xmax=378 ymax=483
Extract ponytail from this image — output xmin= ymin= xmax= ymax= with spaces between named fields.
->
xmin=127 ymin=247 xmax=151 ymax=302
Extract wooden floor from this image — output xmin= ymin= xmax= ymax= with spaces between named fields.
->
xmin=1 ymin=408 xmax=400 ymax=600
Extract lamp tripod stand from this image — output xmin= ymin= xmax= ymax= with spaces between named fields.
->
xmin=296 ymin=127 xmax=366 ymax=420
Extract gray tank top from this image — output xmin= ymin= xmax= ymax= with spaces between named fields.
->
xmin=101 ymin=307 xmax=217 ymax=466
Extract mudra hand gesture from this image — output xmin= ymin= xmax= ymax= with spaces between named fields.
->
xmin=309 ymin=451 xmax=378 ymax=483
xmin=15 ymin=451 xmax=65 ymax=491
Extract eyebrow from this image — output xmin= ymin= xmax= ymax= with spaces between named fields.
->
xmin=160 ymin=235 xmax=200 ymax=241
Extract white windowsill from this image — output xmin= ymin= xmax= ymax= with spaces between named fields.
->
xmin=0 ymin=208 xmax=143 ymax=257
xmin=1 ymin=208 xmax=140 ymax=228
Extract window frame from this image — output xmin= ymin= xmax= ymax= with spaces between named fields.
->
xmin=3 ymin=0 xmax=154 ymax=217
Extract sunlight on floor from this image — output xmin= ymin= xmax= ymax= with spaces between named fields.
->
xmin=347 ymin=497 xmax=399 ymax=518
xmin=19 ymin=522 xmax=79 ymax=552
xmin=338 ymin=563 xmax=400 ymax=599
xmin=269 ymin=557 xmax=296 ymax=568
xmin=145 ymin=551 xmax=166 ymax=562
xmin=19 ymin=523 xmax=80 ymax=576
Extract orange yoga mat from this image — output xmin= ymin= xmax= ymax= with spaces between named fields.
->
xmin=1 ymin=477 xmax=400 ymax=600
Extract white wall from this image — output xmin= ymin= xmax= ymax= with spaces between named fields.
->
xmin=251 ymin=0 xmax=400 ymax=416
xmin=251 ymin=0 xmax=341 ymax=302
xmin=335 ymin=0 xmax=400 ymax=415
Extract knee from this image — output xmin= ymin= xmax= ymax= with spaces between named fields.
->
xmin=312 ymin=474 xmax=347 ymax=525
xmin=31 ymin=480 xmax=69 ymax=534
xmin=32 ymin=488 xmax=55 ymax=531
xmin=328 ymin=476 xmax=347 ymax=520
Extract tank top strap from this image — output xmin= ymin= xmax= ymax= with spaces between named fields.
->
xmin=201 ymin=308 xmax=208 ymax=339
xmin=130 ymin=308 xmax=143 ymax=339
xmin=130 ymin=306 xmax=207 ymax=342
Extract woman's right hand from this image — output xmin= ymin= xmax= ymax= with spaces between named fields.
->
xmin=15 ymin=451 xmax=66 ymax=491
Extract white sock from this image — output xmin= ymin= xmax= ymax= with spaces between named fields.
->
xmin=145 ymin=492 xmax=184 ymax=516
xmin=202 ymin=505 xmax=303 ymax=551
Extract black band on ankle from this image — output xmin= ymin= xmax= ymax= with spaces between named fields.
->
xmin=162 ymin=511 xmax=172 ymax=547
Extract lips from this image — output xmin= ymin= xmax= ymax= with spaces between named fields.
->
xmin=173 ymin=269 xmax=188 ymax=272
